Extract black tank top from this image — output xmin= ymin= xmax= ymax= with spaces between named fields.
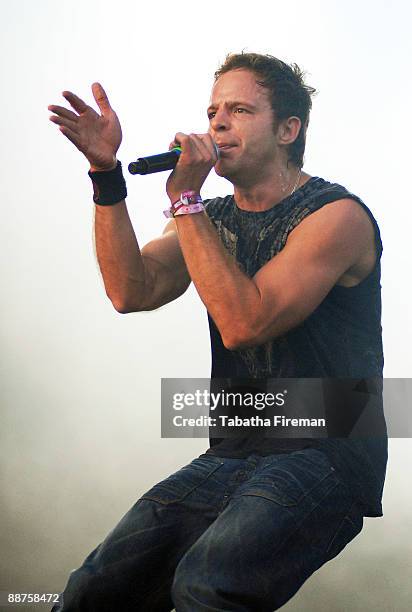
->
xmin=203 ymin=176 xmax=388 ymax=517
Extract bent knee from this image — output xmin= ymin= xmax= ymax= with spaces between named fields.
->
xmin=56 ymin=564 xmax=116 ymax=611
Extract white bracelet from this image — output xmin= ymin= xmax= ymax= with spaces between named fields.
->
xmin=163 ymin=191 xmax=205 ymax=218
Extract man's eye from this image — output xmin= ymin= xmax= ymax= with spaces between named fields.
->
xmin=234 ymin=108 xmax=247 ymax=113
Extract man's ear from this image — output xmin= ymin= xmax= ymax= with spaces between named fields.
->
xmin=277 ymin=116 xmax=302 ymax=146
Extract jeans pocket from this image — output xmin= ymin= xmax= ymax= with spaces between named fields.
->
xmin=140 ymin=456 xmax=224 ymax=505
xmin=324 ymin=501 xmax=364 ymax=561
xmin=240 ymin=449 xmax=339 ymax=507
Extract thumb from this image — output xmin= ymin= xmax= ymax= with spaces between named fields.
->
xmin=91 ymin=82 xmax=112 ymax=115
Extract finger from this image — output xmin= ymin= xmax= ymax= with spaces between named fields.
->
xmin=189 ymin=134 xmax=218 ymax=164
xmin=190 ymin=134 xmax=211 ymax=156
xmin=49 ymin=114 xmax=80 ymax=134
xmin=47 ymin=105 xmax=78 ymax=121
xmin=174 ymin=132 xmax=196 ymax=155
xmin=188 ymin=134 xmax=207 ymax=158
xmin=91 ymin=82 xmax=112 ymax=116
xmin=62 ymin=90 xmax=89 ymax=114
xmin=196 ymin=133 xmax=219 ymax=160
xmin=57 ymin=125 xmax=82 ymax=148
xmin=173 ymin=132 xmax=185 ymax=147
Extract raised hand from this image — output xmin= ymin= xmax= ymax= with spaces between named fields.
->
xmin=166 ymin=132 xmax=218 ymax=204
xmin=48 ymin=82 xmax=122 ymax=171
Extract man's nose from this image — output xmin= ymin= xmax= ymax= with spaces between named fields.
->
xmin=210 ymin=109 xmax=231 ymax=131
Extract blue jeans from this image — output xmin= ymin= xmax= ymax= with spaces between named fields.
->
xmin=52 ymin=448 xmax=364 ymax=611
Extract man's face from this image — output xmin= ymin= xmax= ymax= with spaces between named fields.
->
xmin=207 ymin=69 xmax=279 ymax=185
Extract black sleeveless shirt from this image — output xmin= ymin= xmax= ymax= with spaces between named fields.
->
xmin=203 ymin=176 xmax=388 ymax=517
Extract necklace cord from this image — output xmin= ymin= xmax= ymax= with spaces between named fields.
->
xmin=291 ymin=168 xmax=302 ymax=195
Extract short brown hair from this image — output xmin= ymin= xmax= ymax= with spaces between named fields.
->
xmin=214 ymin=52 xmax=317 ymax=168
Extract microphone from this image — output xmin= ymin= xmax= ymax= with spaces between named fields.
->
xmin=128 ymin=147 xmax=182 ymax=175
xmin=128 ymin=142 xmax=220 ymax=175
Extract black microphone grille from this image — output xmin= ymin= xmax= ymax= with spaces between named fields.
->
xmin=128 ymin=160 xmax=147 ymax=175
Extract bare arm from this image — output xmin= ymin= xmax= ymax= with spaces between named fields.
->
xmin=173 ymin=198 xmax=376 ymax=350
xmin=165 ymin=132 xmax=377 ymax=351
xmin=48 ymin=83 xmax=190 ymax=313
xmin=94 ymin=205 xmax=191 ymax=312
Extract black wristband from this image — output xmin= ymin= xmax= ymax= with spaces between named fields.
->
xmin=88 ymin=160 xmax=127 ymax=206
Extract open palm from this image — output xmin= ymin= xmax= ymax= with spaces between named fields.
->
xmin=48 ymin=82 xmax=122 ymax=170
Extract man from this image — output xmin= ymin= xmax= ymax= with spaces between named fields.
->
xmin=48 ymin=53 xmax=387 ymax=611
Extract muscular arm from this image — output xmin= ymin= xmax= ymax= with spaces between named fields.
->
xmin=48 ymin=84 xmax=191 ymax=312
xmin=94 ymin=202 xmax=191 ymax=312
xmin=173 ymin=198 xmax=376 ymax=349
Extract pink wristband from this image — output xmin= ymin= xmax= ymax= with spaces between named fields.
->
xmin=174 ymin=202 xmax=205 ymax=216
xmin=163 ymin=191 xmax=205 ymax=218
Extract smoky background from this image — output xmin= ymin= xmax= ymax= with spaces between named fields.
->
xmin=1 ymin=0 xmax=411 ymax=610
